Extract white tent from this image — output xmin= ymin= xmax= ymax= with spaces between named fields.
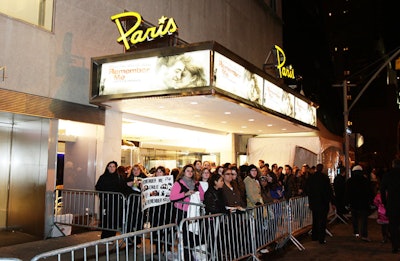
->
xmin=247 ymin=120 xmax=343 ymax=178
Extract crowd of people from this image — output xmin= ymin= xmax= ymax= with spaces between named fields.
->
xmin=95 ymin=157 xmax=400 ymax=255
xmin=95 ymin=159 xmax=316 ymax=237
xmin=331 ymin=158 xmax=400 ymax=254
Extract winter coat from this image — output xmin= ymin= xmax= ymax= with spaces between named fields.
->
xmin=345 ymin=170 xmax=373 ymax=211
xmin=169 ymin=179 xmax=204 ymax=211
xmin=204 ymin=186 xmax=226 ymax=214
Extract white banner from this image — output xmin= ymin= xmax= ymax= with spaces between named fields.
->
xmin=141 ymin=175 xmax=174 ymax=210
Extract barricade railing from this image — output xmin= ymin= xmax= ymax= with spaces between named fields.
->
xmin=177 ymin=210 xmax=258 ymax=261
xmin=54 ymin=189 xmax=126 ymax=235
xmin=54 ymin=189 xmax=206 ymax=239
xmin=287 ymin=196 xmax=313 ymax=250
xmin=251 ymin=200 xmax=289 ymax=254
xmin=125 ymin=193 xmax=205 ymax=239
xmin=125 ymin=193 xmax=177 ymax=234
xmin=48 ymin=191 xmax=315 ymax=260
xmin=328 ymin=203 xmax=348 ymax=224
xmin=31 ymin=223 xmax=179 ymax=261
xmin=174 ymin=200 xmax=290 ymax=261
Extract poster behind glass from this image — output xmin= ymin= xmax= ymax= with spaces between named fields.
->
xmin=263 ymin=81 xmax=295 ymax=117
xmin=294 ymin=98 xmax=317 ymax=126
xmin=214 ymin=52 xmax=263 ymax=105
xmin=99 ymin=50 xmax=210 ymax=95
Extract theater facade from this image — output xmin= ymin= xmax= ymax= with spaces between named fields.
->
xmin=0 ymin=1 xmax=341 ymax=239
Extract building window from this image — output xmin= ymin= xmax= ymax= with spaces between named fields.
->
xmin=0 ymin=0 xmax=54 ymax=31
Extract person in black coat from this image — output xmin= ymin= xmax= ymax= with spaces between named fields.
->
xmin=380 ymin=158 xmax=400 ymax=253
xmin=345 ymin=165 xmax=374 ymax=242
xmin=125 ymin=164 xmax=148 ymax=246
xmin=95 ymin=161 xmax=131 ymax=239
xmin=333 ymin=166 xmax=348 ymax=217
xmin=305 ymin=163 xmax=334 ymax=244
xmin=204 ymin=174 xmax=226 ymax=214
xmin=203 ymin=173 xmax=228 ymax=258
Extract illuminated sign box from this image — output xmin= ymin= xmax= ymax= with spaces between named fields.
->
xmin=294 ymin=97 xmax=317 ymax=126
xmin=214 ymin=52 xmax=263 ymax=105
xmin=99 ymin=50 xmax=211 ymax=95
xmin=91 ymin=42 xmax=317 ymax=127
xmin=263 ymin=81 xmax=294 ymax=117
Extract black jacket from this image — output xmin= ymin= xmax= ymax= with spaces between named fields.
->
xmin=204 ymin=186 xmax=226 ymax=214
xmin=95 ymin=172 xmax=132 ymax=196
xmin=381 ymin=167 xmax=400 ymax=217
xmin=306 ymin=171 xmax=333 ymax=212
xmin=345 ymin=170 xmax=373 ymax=210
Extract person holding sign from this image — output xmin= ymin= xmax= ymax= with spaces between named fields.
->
xmin=149 ymin=166 xmax=173 ymax=227
xmin=145 ymin=166 xmax=174 ymax=255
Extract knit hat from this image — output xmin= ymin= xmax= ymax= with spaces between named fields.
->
xmin=247 ymin=164 xmax=258 ymax=172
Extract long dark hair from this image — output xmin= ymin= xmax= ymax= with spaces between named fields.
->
xmin=104 ymin=161 xmax=118 ymax=174
xmin=208 ymin=173 xmax=222 ymax=189
xmin=175 ymin=164 xmax=195 ymax=181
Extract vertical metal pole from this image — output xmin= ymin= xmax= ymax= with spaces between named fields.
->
xmin=343 ymin=80 xmax=350 ymax=179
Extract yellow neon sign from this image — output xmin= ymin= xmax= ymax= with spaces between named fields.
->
xmin=111 ymin=12 xmax=178 ymax=50
xmin=275 ymin=45 xmax=295 ymax=79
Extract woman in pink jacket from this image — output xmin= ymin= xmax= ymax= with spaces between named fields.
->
xmin=169 ymin=164 xmax=205 ymax=222
xmin=169 ymin=164 xmax=205 ymax=260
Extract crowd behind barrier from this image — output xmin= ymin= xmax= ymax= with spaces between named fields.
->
xmin=40 ymin=190 xmax=317 ymax=260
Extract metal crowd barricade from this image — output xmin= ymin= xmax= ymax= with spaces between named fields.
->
xmin=45 ymin=192 xmax=317 ymax=260
xmin=286 ymin=196 xmax=313 ymax=250
xmin=125 ymin=193 xmax=144 ymax=235
xmin=125 ymin=193 xmax=176 ymax=231
xmin=251 ymin=200 xmax=290 ymax=255
xmin=177 ymin=209 xmax=258 ymax=261
xmin=328 ymin=203 xmax=348 ymax=224
xmin=54 ymin=189 xmax=126 ymax=235
xmin=125 ymin=193 xmax=206 ymax=252
xmin=31 ymin=223 xmax=179 ymax=261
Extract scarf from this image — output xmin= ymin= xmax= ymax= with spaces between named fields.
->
xmin=182 ymin=176 xmax=195 ymax=190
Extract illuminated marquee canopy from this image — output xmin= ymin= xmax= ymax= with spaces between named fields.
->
xmin=91 ymin=42 xmax=317 ymax=127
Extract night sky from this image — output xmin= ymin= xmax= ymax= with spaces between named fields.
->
xmin=282 ymin=0 xmax=400 ymax=167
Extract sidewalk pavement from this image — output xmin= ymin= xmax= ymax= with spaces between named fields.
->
xmin=0 ymin=230 xmax=101 ymax=260
xmin=264 ymin=215 xmax=399 ymax=261
xmin=0 ymin=214 xmax=399 ymax=261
